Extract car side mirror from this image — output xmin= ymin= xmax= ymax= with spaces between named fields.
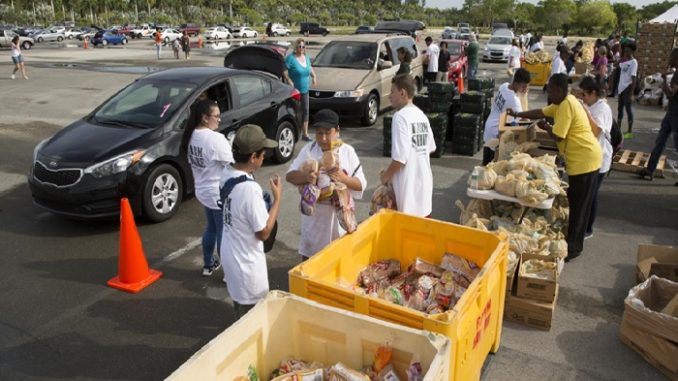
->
xmin=378 ymin=60 xmax=393 ymax=70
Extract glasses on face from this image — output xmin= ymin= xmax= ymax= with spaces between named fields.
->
xmin=210 ymin=114 xmax=220 ymax=119
xmin=298 ymin=45 xmax=305 ymax=49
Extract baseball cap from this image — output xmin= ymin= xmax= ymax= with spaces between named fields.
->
xmin=233 ymin=124 xmax=278 ymax=154
xmin=312 ymin=109 xmax=339 ymax=129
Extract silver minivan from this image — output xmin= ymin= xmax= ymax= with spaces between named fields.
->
xmin=309 ymin=34 xmax=424 ymax=126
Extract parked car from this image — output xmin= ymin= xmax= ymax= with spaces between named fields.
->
xmin=457 ymin=22 xmax=470 ymax=29
xmin=309 ymin=33 xmax=424 ymax=126
xmin=442 ymin=26 xmax=457 ymax=39
xmin=63 ymin=28 xmax=82 ymax=39
xmin=178 ymin=23 xmax=201 ymax=36
xmin=130 ymin=25 xmax=154 ymax=39
xmin=458 ymin=27 xmax=472 ymax=40
xmin=204 ymin=26 xmax=231 ymax=40
xmin=77 ymin=27 xmax=98 ymax=41
xmin=300 ymin=22 xmax=328 ymax=36
xmin=232 ymin=26 xmax=258 ymax=38
xmin=441 ymin=39 xmax=468 ymax=82
xmin=355 ymin=25 xmax=374 ymax=34
xmin=29 ymin=50 xmax=301 ymax=222
xmin=91 ymin=30 xmax=128 ymax=46
xmin=374 ymin=20 xmax=425 ymax=38
xmin=270 ymin=23 xmax=291 ymax=37
xmin=0 ymin=29 xmax=34 ymax=50
xmin=33 ymin=29 xmax=65 ymax=42
xmin=153 ymin=28 xmax=182 ymax=43
xmin=13 ymin=28 xmax=32 ymax=37
xmin=117 ymin=25 xmax=137 ymax=36
xmin=483 ymin=34 xmax=513 ymax=62
xmin=492 ymin=23 xmax=509 ymax=32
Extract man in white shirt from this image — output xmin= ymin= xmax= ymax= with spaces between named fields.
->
xmin=617 ymin=43 xmax=637 ymax=139
xmin=507 ymin=38 xmax=522 ymax=77
xmin=286 ymin=109 xmax=367 ymax=259
xmin=380 ymin=75 xmax=436 ymax=217
xmin=424 ymin=36 xmax=440 ymax=85
xmin=482 ymin=68 xmax=531 ymax=165
xmin=220 ymin=125 xmax=281 ymax=318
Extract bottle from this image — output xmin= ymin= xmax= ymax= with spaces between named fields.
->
xmin=470 ymin=167 xmax=479 ymax=190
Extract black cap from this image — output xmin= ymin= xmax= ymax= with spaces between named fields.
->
xmin=312 ymin=109 xmax=339 ymax=129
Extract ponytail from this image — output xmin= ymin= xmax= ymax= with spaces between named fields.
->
xmin=181 ymin=99 xmax=217 ymax=153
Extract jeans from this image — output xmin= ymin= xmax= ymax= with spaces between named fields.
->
xmin=436 ymin=71 xmax=449 ymax=82
xmin=155 ymin=43 xmax=162 ymax=59
xmin=202 ymin=207 xmax=222 ymax=268
xmin=618 ymin=87 xmax=634 ymax=128
xmin=647 ymin=113 xmax=678 ymax=175
xmin=585 ymin=172 xmax=607 ymax=235
xmin=469 ymin=64 xmax=478 ymax=80
xmin=566 ymin=170 xmax=599 ymax=255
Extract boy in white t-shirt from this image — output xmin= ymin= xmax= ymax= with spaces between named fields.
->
xmin=424 ymin=36 xmax=440 ymax=85
xmin=286 ymin=109 xmax=367 ymax=259
xmin=380 ymin=75 xmax=436 ymax=217
xmin=617 ymin=43 xmax=637 ymax=139
xmin=507 ymin=38 xmax=522 ymax=77
xmin=482 ymin=68 xmax=531 ymax=165
xmin=220 ymin=125 xmax=281 ymax=318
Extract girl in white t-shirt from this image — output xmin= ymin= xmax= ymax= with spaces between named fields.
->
xmin=10 ymin=36 xmax=28 ymax=80
xmin=578 ymin=76 xmax=613 ymax=239
xmin=181 ymin=99 xmax=233 ymax=276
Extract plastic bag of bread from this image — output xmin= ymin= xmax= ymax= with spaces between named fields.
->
xmin=497 ymin=131 xmax=518 ymax=161
xmin=455 ymin=199 xmax=493 ymax=225
xmin=472 ymin=166 xmax=497 ymax=190
xmin=300 ymin=184 xmax=320 ymax=216
xmin=332 ymin=182 xmax=357 ymax=233
xmin=507 ymin=152 xmax=534 ymax=171
xmin=371 ymin=183 xmax=397 ymax=215
xmin=464 ymin=214 xmax=490 ymax=231
xmin=358 ymin=260 xmax=401 ymax=290
xmin=328 ymin=363 xmax=371 ymax=381
xmin=522 ymin=259 xmax=557 ymax=280
xmin=487 ymin=159 xmax=509 ymax=176
xmin=494 ymin=174 xmax=519 ymax=197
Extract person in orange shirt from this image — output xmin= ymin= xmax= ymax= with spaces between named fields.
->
xmin=154 ymin=28 xmax=162 ymax=59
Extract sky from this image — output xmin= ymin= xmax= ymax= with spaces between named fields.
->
xmin=426 ymin=0 xmax=664 ymax=9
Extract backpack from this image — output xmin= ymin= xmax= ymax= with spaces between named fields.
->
xmin=218 ymin=175 xmax=277 ymax=253
xmin=608 ymin=118 xmax=623 ymax=155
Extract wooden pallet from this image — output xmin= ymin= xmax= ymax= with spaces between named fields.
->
xmin=612 ymin=150 xmax=666 ymax=178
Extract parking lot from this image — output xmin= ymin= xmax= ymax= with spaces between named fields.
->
xmin=0 ymin=36 xmax=676 ymax=380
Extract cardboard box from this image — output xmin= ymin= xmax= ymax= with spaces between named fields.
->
xmin=516 ymin=254 xmax=559 ymax=303
xmin=507 ymin=253 xmax=519 ymax=296
xmin=619 ymin=276 xmax=678 ymax=380
xmin=498 ymin=112 xmax=536 ymax=145
xmin=636 ymin=244 xmax=678 ymax=283
xmin=574 ymin=62 xmax=588 ymax=75
xmin=504 ymin=292 xmax=558 ymax=331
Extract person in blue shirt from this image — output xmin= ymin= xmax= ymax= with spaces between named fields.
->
xmin=283 ymin=38 xmax=317 ymax=141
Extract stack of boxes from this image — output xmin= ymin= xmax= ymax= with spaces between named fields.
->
xmin=383 ymin=82 xmax=456 ymax=158
xmin=449 ymin=77 xmax=495 ymax=156
xmin=636 ymin=22 xmax=677 ymax=77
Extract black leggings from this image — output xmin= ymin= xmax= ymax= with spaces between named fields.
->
xmin=618 ymin=87 xmax=634 ymax=131
xmin=566 ymin=170 xmax=599 ymax=255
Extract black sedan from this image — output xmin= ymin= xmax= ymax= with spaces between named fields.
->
xmin=29 ymin=47 xmax=301 ymax=222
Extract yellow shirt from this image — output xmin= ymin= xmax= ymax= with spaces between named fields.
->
xmin=542 ymin=95 xmax=602 ymax=176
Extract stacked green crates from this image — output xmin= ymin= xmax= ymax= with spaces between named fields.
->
xmin=382 ymin=112 xmax=394 ymax=157
xmin=452 ymin=113 xmax=482 ymax=156
xmin=468 ymin=77 xmax=495 ymax=92
xmin=447 ymin=94 xmax=461 ymax=142
xmin=460 ymin=90 xmax=487 ymax=114
xmin=428 ymin=113 xmax=448 ymax=158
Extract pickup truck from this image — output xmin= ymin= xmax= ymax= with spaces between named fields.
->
xmin=179 ymin=23 xmax=201 ymax=37
xmin=130 ymin=25 xmax=154 ymax=39
xmin=0 ymin=29 xmax=34 ymax=50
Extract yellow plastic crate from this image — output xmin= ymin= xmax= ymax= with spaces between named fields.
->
xmin=522 ymin=62 xmax=552 ymax=86
xmin=289 ymin=210 xmax=509 ymax=381
xmin=166 ymin=291 xmax=450 ymax=381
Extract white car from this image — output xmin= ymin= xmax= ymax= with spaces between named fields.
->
xmin=64 ymin=28 xmax=82 ymax=39
xmin=131 ymin=25 xmax=153 ymax=38
xmin=232 ymin=26 xmax=258 ymax=38
xmin=33 ymin=29 xmax=65 ymax=42
xmin=204 ymin=26 xmax=231 ymax=40
xmin=483 ymin=35 xmax=513 ymax=62
xmin=156 ymin=28 xmax=183 ymax=43
xmin=270 ymin=24 xmax=291 ymax=36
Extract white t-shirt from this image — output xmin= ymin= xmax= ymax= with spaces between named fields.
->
xmin=426 ymin=43 xmax=440 ymax=73
xmin=508 ymin=46 xmax=521 ymax=68
xmin=529 ymin=41 xmax=543 ymax=53
xmin=587 ymin=99 xmax=614 ymax=173
xmin=618 ymin=58 xmax=638 ymax=94
xmin=483 ymin=83 xmax=522 ymax=148
xmin=187 ymin=128 xmax=233 ymax=210
xmin=287 ymin=141 xmax=367 ymax=257
xmin=11 ymin=42 xmax=21 ymax=57
xmin=550 ymin=55 xmax=567 ymax=77
xmin=391 ymin=104 xmax=436 ymax=217
xmin=219 ymin=167 xmax=270 ymax=305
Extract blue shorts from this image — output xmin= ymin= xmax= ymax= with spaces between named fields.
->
xmin=11 ymin=55 xmax=24 ymax=64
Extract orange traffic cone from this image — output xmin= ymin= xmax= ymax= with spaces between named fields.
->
xmin=457 ymin=70 xmax=465 ymax=94
xmin=107 ymin=198 xmax=162 ymax=293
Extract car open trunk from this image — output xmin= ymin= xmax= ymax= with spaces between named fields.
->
xmin=223 ymin=44 xmax=286 ymax=79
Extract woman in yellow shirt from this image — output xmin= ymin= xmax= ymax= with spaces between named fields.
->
xmin=508 ymin=73 xmax=602 ymax=262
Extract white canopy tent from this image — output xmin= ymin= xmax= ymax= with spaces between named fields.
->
xmin=650 ymin=4 xmax=678 ymax=23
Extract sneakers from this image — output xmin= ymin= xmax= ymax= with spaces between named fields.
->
xmin=202 ymin=258 xmax=222 ymax=277
xmin=11 ymin=74 xmax=15 ymax=80
xmin=565 ymin=251 xmax=581 ymax=263
xmin=639 ymin=169 xmax=653 ymax=181
xmin=623 ymin=132 xmax=633 ymax=139
xmin=584 ymin=232 xmax=593 ymax=240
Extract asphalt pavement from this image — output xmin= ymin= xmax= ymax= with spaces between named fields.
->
xmin=0 ymin=35 xmax=676 ymax=380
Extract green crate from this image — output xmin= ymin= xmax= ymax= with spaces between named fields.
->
xmin=428 ymin=81 xmax=457 ymax=96
xmin=468 ymin=77 xmax=495 ymax=91
xmin=451 ymin=141 xmax=480 ymax=156
xmin=383 ymin=113 xmax=394 ymax=138
xmin=461 ymin=90 xmax=486 ymax=104
xmin=454 ymin=113 xmax=482 ymax=129
xmin=430 ymin=139 xmax=446 ymax=158
xmin=413 ymin=94 xmax=432 ymax=113
xmin=461 ymin=102 xmax=484 ymax=115
xmin=428 ymin=100 xmax=451 ymax=113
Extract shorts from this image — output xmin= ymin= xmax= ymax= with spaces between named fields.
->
xmin=11 ymin=55 xmax=24 ymax=65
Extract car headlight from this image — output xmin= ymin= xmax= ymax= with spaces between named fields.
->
xmin=84 ymin=150 xmax=145 ymax=178
xmin=484 ymin=46 xmax=489 ymax=51
xmin=33 ymin=138 xmax=48 ymax=162
xmin=334 ymin=90 xmax=364 ymax=98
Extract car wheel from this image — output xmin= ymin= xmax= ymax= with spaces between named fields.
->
xmin=227 ymin=34 xmax=231 ymax=39
xmin=361 ymin=93 xmax=379 ymax=126
xmin=21 ymin=41 xmax=32 ymax=50
xmin=37 ymin=37 xmax=43 ymax=43
xmin=286 ymin=32 xmax=291 ymax=36
xmin=322 ymin=32 xmax=328 ymax=36
xmin=164 ymin=37 xmax=169 ymax=43
xmin=102 ymin=40 xmax=108 ymax=46
xmin=273 ymin=32 xmax=278 ymax=37
xmin=68 ymin=35 xmax=73 ymax=39
xmin=142 ymin=164 xmax=183 ymax=222
xmin=273 ymin=121 xmax=296 ymax=163
xmin=122 ymin=38 xmax=128 ymax=45
xmin=254 ymin=32 xmax=258 ymax=38
xmin=57 ymin=36 xmax=63 ymax=42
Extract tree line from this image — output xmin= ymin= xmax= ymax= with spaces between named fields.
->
xmin=0 ymin=0 xmax=675 ymax=36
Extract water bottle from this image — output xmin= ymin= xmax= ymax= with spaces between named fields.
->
xmin=470 ymin=167 xmax=479 ymax=190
